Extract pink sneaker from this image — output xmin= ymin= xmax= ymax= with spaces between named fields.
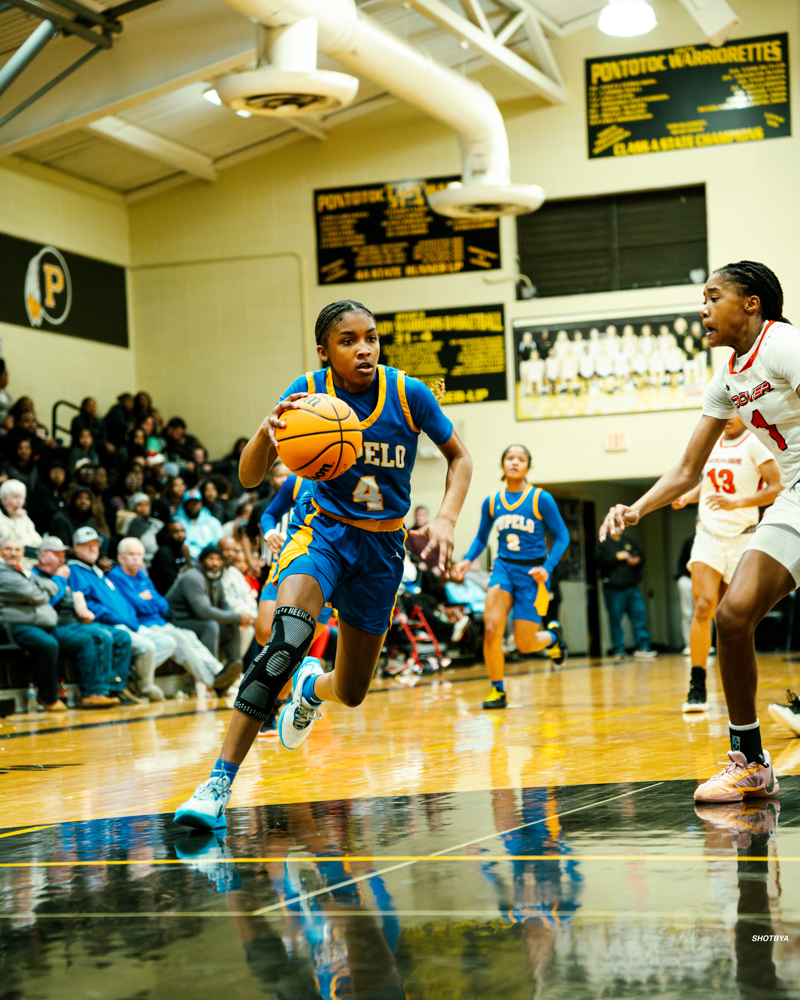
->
xmin=694 ymin=749 xmax=779 ymax=803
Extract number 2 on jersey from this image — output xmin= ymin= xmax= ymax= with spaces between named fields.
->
xmin=506 ymin=533 xmax=521 ymax=552
xmin=751 ymin=409 xmax=787 ymax=451
xmin=352 ymin=475 xmax=384 ymax=511
xmin=707 ymin=468 xmax=735 ymax=494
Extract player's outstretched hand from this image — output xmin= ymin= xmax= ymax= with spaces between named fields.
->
xmin=449 ymin=559 xmax=471 ymax=582
xmin=411 ymin=516 xmax=454 ymax=576
xmin=529 ymin=565 xmax=549 ymax=584
xmin=263 ymin=392 xmax=308 ymax=448
xmin=598 ymin=504 xmax=640 ymax=542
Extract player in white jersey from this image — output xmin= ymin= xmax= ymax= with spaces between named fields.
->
xmin=600 ymin=261 xmax=800 ymax=805
xmin=672 ymin=416 xmax=780 ymax=712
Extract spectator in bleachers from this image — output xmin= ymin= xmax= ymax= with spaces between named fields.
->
xmin=70 ymin=398 xmax=112 ymax=462
xmin=200 ymin=478 xmax=226 ymax=522
xmin=68 ymin=526 xmax=176 ymax=702
xmin=221 ymin=496 xmax=253 ymax=540
xmin=49 ymin=486 xmax=102 ymax=548
xmin=150 ymin=520 xmax=190 ymax=596
xmin=0 ymin=534 xmax=64 ymax=711
xmin=164 ymin=475 xmax=186 ymax=517
xmin=3 ymin=409 xmax=54 ymax=462
xmin=2 ymin=438 xmax=39 ymax=493
xmin=160 ymin=417 xmax=195 ymax=466
xmin=165 ymin=543 xmax=251 ymax=691
xmin=68 ymin=428 xmax=100 ymax=474
xmin=28 ymin=463 xmax=67 ymax=534
xmin=218 ymin=536 xmax=257 ymax=656
xmin=175 ymin=488 xmax=223 ymax=560
xmin=110 ymin=537 xmax=230 ymax=692
xmin=109 ymin=467 xmax=144 ymax=519
xmin=32 ymin=535 xmax=128 ymax=708
xmin=215 ymin=437 xmax=248 ymax=496
xmin=0 ymin=360 xmax=13 ymax=428
xmin=235 ymin=546 xmax=260 ymax=595
xmin=0 ymin=480 xmax=42 ymax=564
xmin=133 ymin=391 xmax=162 ymax=431
xmin=184 ymin=443 xmax=213 ymax=486
xmin=103 ymin=393 xmax=134 ymax=450
xmin=122 ymin=492 xmax=163 ymax=566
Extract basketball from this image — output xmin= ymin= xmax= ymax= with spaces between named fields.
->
xmin=275 ymin=394 xmax=362 ymax=481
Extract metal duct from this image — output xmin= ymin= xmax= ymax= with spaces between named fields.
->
xmin=215 ymin=0 xmax=544 ymax=217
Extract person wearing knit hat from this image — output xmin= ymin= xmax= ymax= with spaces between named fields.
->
xmin=122 ymin=492 xmax=164 ymax=567
xmin=166 ymin=542 xmax=252 ymax=692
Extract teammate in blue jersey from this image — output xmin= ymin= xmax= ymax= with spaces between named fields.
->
xmin=451 ymin=444 xmax=569 ymax=709
xmin=176 ymin=299 xmax=472 ymax=829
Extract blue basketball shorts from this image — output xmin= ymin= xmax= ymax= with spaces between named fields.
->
xmin=260 ymin=566 xmax=333 ymax=625
xmin=489 ymin=558 xmax=550 ymax=623
xmin=269 ymin=498 xmax=405 ymax=635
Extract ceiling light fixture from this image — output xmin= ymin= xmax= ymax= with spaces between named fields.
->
xmin=202 ymin=88 xmax=222 ymax=105
xmin=598 ymin=0 xmax=657 ymax=37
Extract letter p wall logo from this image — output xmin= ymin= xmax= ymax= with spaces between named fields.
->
xmin=24 ymin=246 xmax=72 ymax=328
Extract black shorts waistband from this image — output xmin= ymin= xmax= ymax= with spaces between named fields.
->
xmin=498 ymin=556 xmax=545 ymax=567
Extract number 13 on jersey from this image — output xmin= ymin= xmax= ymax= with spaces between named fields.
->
xmin=353 ymin=475 xmax=384 ymax=511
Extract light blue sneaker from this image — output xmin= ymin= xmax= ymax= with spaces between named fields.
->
xmin=278 ymin=657 xmax=323 ymax=750
xmin=174 ymin=831 xmax=241 ymax=893
xmin=174 ymin=774 xmax=232 ymax=830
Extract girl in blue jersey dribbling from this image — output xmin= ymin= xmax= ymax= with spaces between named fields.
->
xmin=176 ymin=300 xmax=473 ymax=830
xmin=451 ymin=444 xmax=569 ymax=709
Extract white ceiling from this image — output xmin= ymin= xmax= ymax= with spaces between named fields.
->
xmin=0 ymin=1 xmax=608 ymax=199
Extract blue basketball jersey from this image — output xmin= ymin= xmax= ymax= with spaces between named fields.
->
xmin=491 ymin=486 xmax=546 ymax=561
xmin=282 ymin=365 xmax=440 ymax=523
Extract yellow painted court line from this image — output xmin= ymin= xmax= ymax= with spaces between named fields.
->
xmin=0 ymin=825 xmax=56 ymax=839
xmin=0 ymin=854 xmax=791 ymax=867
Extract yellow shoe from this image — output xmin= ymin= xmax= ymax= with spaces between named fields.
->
xmin=482 ymin=687 xmax=507 ymax=710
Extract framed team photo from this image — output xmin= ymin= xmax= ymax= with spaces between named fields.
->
xmin=513 ymin=311 xmax=710 ymax=421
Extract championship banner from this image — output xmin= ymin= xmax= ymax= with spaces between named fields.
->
xmin=586 ymin=32 xmax=790 ymax=158
xmin=377 ymin=305 xmax=506 ymax=406
xmin=513 ymin=312 xmax=708 ymax=421
xmin=314 ymin=176 xmax=500 ymax=284
xmin=0 ymin=231 xmax=128 ymax=347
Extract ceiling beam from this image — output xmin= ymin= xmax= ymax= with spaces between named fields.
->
xmin=0 ymin=0 xmax=255 ymax=156
xmin=88 ymin=115 xmax=217 ymax=180
xmin=405 ymin=0 xmax=566 ymax=103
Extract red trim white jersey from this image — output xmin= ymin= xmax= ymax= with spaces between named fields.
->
xmin=703 ymin=320 xmax=800 ymax=487
xmin=698 ymin=431 xmax=772 ymax=536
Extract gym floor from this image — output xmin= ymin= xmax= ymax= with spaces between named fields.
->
xmin=1 ymin=652 xmax=799 ymax=998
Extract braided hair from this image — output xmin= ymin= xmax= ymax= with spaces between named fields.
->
xmin=714 ymin=260 xmax=790 ymax=324
xmin=314 ymin=300 xmax=375 ymax=346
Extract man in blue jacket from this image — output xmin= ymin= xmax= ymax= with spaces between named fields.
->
xmin=68 ymin=526 xmax=176 ymax=701
xmin=109 ymin=536 xmax=233 ymax=691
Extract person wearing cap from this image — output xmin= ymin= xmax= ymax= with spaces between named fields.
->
xmin=119 ymin=492 xmax=163 ymax=567
xmin=0 ymin=480 xmax=42 ymax=567
xmin=48 ymin=486 xmax=102 ymax=549
xmin=175 ymin=489 xmax=223 ymax=561
xmin=110 ymin=537 xmax=234 ymax=692
xmin=0 ymin=534 xmax=65 ymax=711
xmin=67 ymin=526 xmax=176 ymax=702
xmin=32 ymin=536 xmax=130 ymax=708
xmin=166 ymin=544 xmax=253 ymax=691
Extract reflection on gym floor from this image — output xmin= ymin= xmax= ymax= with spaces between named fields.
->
xmin=2 ymin=778 xmax=798 ymax=999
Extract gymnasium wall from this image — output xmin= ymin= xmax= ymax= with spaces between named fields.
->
xmin=0 ymin=158 xmax=135 ymax=427
xmin=127 ymin=0 xmax=800 ymax=578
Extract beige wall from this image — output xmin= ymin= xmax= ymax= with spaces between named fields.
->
xmin=0 ymin=159 xmax=135 ymax=431
xmin=127 ymin=0 xmax=800 ymax=554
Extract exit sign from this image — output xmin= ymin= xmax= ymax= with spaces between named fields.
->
xmin=605 ymin=432 xmax=627 ymax=452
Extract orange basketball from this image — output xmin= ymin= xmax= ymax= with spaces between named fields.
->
xmin=275 ymin=394 xmax=362 ymax=481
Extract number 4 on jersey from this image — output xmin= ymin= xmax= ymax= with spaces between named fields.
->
xmin=352 ymin=475 xmax=384 ymax=511
xmin=752 ymin=409 xmax=787 ymax=451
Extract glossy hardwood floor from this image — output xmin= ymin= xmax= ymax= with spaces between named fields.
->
xmin=1 ymin=653 xmax=799 ymax=1000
